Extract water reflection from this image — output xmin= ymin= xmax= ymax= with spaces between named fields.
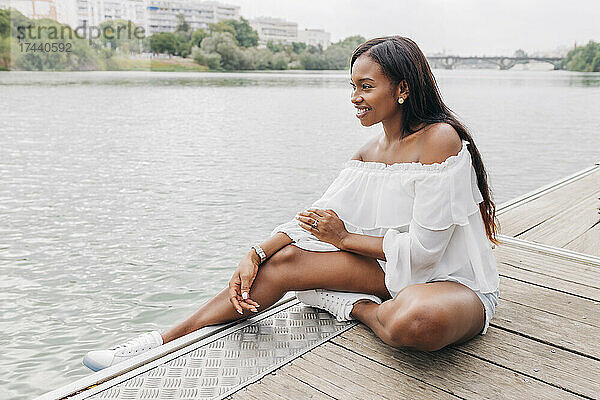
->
xmin=2 ymin=69 xmax=599 ymax=88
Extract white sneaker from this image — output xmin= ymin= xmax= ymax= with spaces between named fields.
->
xmin=82 ymin=331 xmax=163 ymax=372
xmin=296 ymin=289 xmax=382 ymax=322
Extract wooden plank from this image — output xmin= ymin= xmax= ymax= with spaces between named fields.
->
xmin=301 ymin=351 xmax=399 ymax=400
xmin=493 ymin=298 xmax=599 ymax=358
xmin=290 ymin=351 xmax=392 ymax=400
xmin=283 ymin=362 xmax=360 ymax=400
xmin=230 ymin=381 xmax=287 ymax=400
xmin=498 ymin=261 xmax=600 ymax=301
xmin=565 ymin=222 xmax=600 ymax=257
xmin=456 ymin=326 xmax=600 ymax=399
xmin=314 ymin=342 xmax=458 ymax=399
xmin=269 ymin=369 xmax=337 ymax=400
xmin=333 ymin=325 xmax=582 ymax=399
xmin=498 ymin=275 xmax=600 ymax=327
xmin=497 ymin=169 xmax=600 ymax=237
xmin=519 ymin=191 xmax=600 ymax=249
xmin=494 ymin=245 xmax=600 ymax=289
xmin=259 ymin=373 xmax=333 ymax=400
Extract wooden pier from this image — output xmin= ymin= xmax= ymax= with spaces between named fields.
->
xmin=40 ymin=161 xmax=600 ymax=400
xmin=232 ymin=162 xmax=600 ymax=400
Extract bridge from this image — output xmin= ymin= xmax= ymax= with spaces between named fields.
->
xmin=427 ymin=56 xmax=564 ymax=70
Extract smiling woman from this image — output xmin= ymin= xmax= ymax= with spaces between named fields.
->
xmin=83 ymin=36 xmax=501 ymax=371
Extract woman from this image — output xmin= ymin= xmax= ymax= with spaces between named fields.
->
xmin=83 ymin=36 xmax=500 ymax=371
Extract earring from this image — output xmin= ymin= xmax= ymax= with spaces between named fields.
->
xmin=397 ymin=97 xmax=404 ymax=104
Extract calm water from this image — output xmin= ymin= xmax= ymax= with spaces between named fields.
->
xmin=1 ymin=69 xmax=599 ymax=399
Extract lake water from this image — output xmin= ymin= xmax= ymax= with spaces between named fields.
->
xmin=1 ymin=69 xmax=599 ymax=399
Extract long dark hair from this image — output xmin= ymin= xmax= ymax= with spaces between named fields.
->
xmin=351 ymin=36 xmax=501 ymax=246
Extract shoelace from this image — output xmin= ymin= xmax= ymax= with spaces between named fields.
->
xmin=111 ymin=334 xmax=153 ymax=355
xmin=320 ymin=292 xmax=346 ymax=320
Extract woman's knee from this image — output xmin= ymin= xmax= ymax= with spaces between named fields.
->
xmin=378 ymin=300 xmax=451 ymax=352
xmin=256 ymin=244 xmax=301 ymax=286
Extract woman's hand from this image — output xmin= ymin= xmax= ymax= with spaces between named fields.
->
xmin=228 ymin=253 xmax=261 ymax=315
xmin=296 ymin=208 xmax=349 ymax=249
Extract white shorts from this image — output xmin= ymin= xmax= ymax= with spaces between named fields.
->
xmin=473 ymin=289 xmax=499 ymax=335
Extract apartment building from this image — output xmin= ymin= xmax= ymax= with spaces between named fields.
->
xmin=249 ymin=16 xmax=297 ymax=46
xmin=68 ymin=0 xmax=146 ymax=28
xmin=297 ymin=28 xmax=331 ymax=50
xmin=145 ymin=0 xmax=239 ymax=33
xmin=5 ymin=0 xmax=239 ymax=35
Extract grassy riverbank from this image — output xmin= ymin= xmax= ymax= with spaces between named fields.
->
xmin=106 ymin=57 xmax=210 ymax=72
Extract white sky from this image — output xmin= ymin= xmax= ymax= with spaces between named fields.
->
xmin=225 ymin=0 xmax=599 ymax=56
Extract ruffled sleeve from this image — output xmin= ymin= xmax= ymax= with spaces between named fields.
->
xmin=381 ymin=140 xmax=490 ymax=293
xmin=270 ymin=217 xmax=312 ymax=243
xmin=382 ymin=220 xmax=456 ymax=292
xmin=411 ymin=140 xmax=483 ymax=230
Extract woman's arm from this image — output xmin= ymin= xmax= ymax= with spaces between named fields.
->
xmin=296 ymin=208 xmax=386 ymax=260
xmin=228 ymin=232 xmax=293 ymax=314
xmin=339 ymin=233 xmax=386 ymax=261
xmin=246 ymin=232 xmax=293 ymax=264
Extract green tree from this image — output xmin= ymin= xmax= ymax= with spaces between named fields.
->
xmin=0 ymin=9 xmax=10 ymax=69
xmin=175 ymin=35 xmax=191 ymax=57
xmin=299 ymin=52 xmax=328 ymax=69
xmin=336 ymin=35 xmax=366 ymax=49
xmin=291 ymin=42 xmax=306 ymax=54
xmin=271 ymin=52 xmax=289 ymax=69
xmin=267 ymin=40 xmax=285 ymax=53
xmin=207 ymin=18 xmax=258 ymax=48
xmin=97 ymin=19 xmax=143 ymax=54
xmin=199 ymin=31 xmax=243 ymax=70
xmin=562 ymin=41 xmax=600 ymax=72
xmin=514 ymin=49 xmax=527 ymax=58
xmin=226 ymin=17 xmax=258 ymax=48
xmin=207 ymin=21 xmax=237 ymax=42
xmin=190 ymin=28 xmax=208 ymax=48
xmin=191 ymin=46 xmax=221 ymax=69
xmin=175 ymin=13 xmax=191 ymax=40
xmin=0 ymin=36 xmax=11 ymax=69
xmin=0 ymin=8 xmax=10 ymax=37
xmin=150 ymin=32 xmax=177 ymax=57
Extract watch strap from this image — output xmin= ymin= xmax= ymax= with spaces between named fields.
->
xmin=251 ymin=245 xmax=267 ymax=264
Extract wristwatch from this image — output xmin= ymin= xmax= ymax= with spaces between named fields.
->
xmin=251 ymin=244 xmax=267 ymax=264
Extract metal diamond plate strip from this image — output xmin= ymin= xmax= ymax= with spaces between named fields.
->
xmin=84 ymin=302 xmax=355 ymax=400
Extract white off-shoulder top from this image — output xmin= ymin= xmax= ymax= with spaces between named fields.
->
xmin=270 ymin=139 xmax=499 ymax=297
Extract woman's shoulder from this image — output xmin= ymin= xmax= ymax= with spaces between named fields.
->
xmin=350 ymin=134 xmax=380 ymax=161
xmin=349 ymin=122 xmax=462 ymax=166
xmin=418 ymin=123 xmax=462 ymax=166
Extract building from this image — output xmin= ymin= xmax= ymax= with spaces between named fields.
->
xmin=55 ymin=0 xmax=78 ymax=28
xmin=297 ymin=28 xmax=330 ymax=50
xmin=2 ymin=0 xmax=332 ymax=49
xmin=63 ymin=0 xmax=148 ymax=30
xmin=6 ymin=0 xmax=239 ymax=35
xmin=145 ymin=0 xmax=239 ymax=34
xmin=7 ymin=0 xmax=58 ymax=20
xmin=249 ymin=16 xmax=297 ymax=47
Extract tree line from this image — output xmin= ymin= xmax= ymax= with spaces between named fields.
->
xmin=146 ymin=14 xmax=366 ymax=71
xmin=0 ymin=9 xmax=365 ymax=71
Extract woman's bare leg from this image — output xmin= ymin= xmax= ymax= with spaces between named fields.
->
xmin=350 ymin=281 xmax=486 ymax=351
xmin=162 ymin=244 xmax=391 ymax=343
